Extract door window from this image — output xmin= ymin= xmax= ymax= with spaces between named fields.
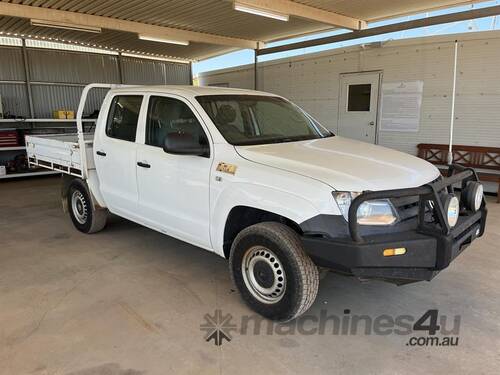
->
xmin=347 ymin=84 xmax=371 ymax=112
xmin=145 ymin=96 xmax=207 ymax=148
xmin=106 ymin=95 xmax=143 ymax=142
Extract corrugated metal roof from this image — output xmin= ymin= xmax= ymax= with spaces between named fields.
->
xmin=0 ymin=0 xmax=485 ymax=61
xmin=295 ymin=0 xmax=480 ymax=22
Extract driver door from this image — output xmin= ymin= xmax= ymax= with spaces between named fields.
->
xmin=135 ymin=95 xmax=213 ymax=249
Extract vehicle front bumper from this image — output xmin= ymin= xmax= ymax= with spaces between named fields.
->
xmin=301 ymin=165 xmax=488 ymax=284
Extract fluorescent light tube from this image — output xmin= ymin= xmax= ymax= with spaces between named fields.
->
xmin=234 ymin=2 xmax=289 ymax=21
xmin=30 ymin=19 xmax=101 ymax=33
xmin=138 ymin=35 xmax=190 ymax=46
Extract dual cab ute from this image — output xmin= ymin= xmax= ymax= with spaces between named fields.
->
xmin=26 ymin=84 xmax=487 ymax=321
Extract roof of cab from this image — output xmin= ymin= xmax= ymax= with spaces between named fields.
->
xmin=108 ymin=85 xmax=276 ymax=97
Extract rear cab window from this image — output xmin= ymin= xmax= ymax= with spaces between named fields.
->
xmin=106 ymin=95 xmax=143 ymax=142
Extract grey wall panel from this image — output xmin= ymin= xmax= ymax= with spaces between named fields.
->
xmin=0 ymin=83 xmax=30 ymax=117
xmin=1 ymin=44 xmax=190 ymax=118
xmin=85 ymin=87 xmax=109 ymax=115
xmin=165 ymin=62 xmax=192 ymax=84
xmin=31 ymin=85 xmax=109 ymax=118
xmin=0 ymin=47 xmax=25 ymax=81
xmin=28 ymin=49 xmax=120 ymax=84
xmin=121 ymin=57 xmax=190 ymax=85
xmin=121 ymin=57 xmax=167 ymax=84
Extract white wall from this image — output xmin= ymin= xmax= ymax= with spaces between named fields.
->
xmin=199 ymin=31 xmax=500 ymax=156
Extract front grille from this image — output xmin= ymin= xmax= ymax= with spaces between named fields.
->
xmin=391 ymin=196 xmax=420 ymax=222
xmin=391 ymin=177 xmax=444 ymax=223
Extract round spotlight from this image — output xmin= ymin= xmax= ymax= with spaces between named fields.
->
xmin=464 ymin=181 xmax=483 ymax=212
xmin=442 ymin=194 xmax=460 ymax=228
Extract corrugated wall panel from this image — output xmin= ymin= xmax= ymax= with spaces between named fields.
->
xmin=0 ymin=46 xmax=25 ymax=81
xmin=31 ymin=85 xmax=109 ymax=118
xmin=121 ymin=57 xmax=190 ymax=85
xmin=0 ymin=44 xmax=190 ymax=119
xmin=165 ymin=62 xmax=192 ymax=85
xmin=28 ymin=49 xmax=120 ymax=84
xmin=122 ymin=57 xmax=166 ymax=85
xmin=0 ymin=83 xmax=30 ymax=118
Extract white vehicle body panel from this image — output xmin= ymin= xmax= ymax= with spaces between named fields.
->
xmin=236 ymin=136 xmax=441 ymax=192
xmin=133 ymin=93 xmax=215 ymax=249
xmin=208 ymin=144 xmax=338 ymax=256
xmin=26 ymin=133 xmax=94 ymax=172
xmin=92 ymin=91 xmax=143 ymax=220
xmin=26 ymin=84 xmax=441 ymax=258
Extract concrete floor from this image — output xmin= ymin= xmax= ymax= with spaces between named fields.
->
xmin=0 ymin=177 xmax=499 ymax=375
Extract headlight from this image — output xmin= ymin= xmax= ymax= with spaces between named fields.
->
xmin=332 ymin=192 xmax=398 ymax=225
xmin=464 ymin=181 xmax=483 ymax=212
xmin=332 ymin=192 xmax=358 ymax=220
xmin=356 ymin=199 xmax=398 ymax=225
xmin=441 ymin=194 xmax=460 ymax=228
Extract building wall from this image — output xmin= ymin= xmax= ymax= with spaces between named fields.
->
xmin=0 ymin=45 xmax=191 ymax=118
xmin=199 ymin=31 xmax=500 ymax=156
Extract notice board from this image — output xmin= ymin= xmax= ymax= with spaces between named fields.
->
xmin=380 ymin=81 xmax=424 ymax=132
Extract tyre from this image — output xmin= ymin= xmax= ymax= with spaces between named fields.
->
xmin=67 ymin=179 xmax=107 ymax=234
xmin=229 ymin=222 xmax=319 ymax=322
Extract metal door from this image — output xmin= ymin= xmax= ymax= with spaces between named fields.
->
xmin=338 ymin=72 xmax=381 ymax=143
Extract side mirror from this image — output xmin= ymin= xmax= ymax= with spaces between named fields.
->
xmin=163 ymin=132 xmax=210 ymax=157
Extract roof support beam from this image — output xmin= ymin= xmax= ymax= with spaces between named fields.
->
xmin=0 ymin=2 xmax=260 ymax=49
xmin=257 ymin=4 xmax=500 ymax=55
xmin=235 ymin=0 xmax=366 ymax=30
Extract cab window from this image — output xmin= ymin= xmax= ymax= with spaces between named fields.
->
xmin=106 ymin=95 xmax=143 ymax=142
xmin=145 ymin=96 xmax=208 ymax=148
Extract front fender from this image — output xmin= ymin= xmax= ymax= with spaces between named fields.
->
xmin=210 ymin=182 xmax=322 ymax=257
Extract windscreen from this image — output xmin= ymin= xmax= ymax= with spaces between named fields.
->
xmin=196 ymin=95 xmax=332 ymax=146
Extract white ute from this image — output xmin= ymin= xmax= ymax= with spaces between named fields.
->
xmin=26 ymin=84 xmax=487 ymax=321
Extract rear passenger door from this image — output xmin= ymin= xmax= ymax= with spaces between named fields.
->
xmin=94 ymin=94 xmax=144 ymax=219
xmin=135 ymin=95 xmax=213 ymax=249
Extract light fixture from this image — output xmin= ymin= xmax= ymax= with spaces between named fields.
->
xmin=383 ymin=248 xmax=407 ymax=257
xmin=30 ymin=19 xmax=102 ymax=33
xmin=138 ymin=35 xmax=189 ymax=46
xmin=234 ymin=2 xmax=289 ymax=21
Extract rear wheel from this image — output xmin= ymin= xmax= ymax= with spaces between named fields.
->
xmin=230 ymin=222 xmax=319 ymax=322
xmin=67 ymin=179 xmax=107 ymax=234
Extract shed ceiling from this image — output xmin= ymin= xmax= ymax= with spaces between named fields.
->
xmin=0 ymin=0 xmax=484 ymax=61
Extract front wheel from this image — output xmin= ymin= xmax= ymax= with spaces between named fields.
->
xmin=229 ymin=222 xmax=319 ymax=322
xmin=67 ymin=179 xmax=107 ymax=234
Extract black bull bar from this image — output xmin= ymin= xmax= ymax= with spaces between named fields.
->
xmin=347 ymin=164 xmax=488 ymax=270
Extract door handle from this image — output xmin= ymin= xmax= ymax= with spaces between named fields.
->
xmin=137 ymin=161 xmax=151 ymax=168
xmin=369 ymin=121 xmax=375 ymax=126
xmin=96 ymin=150 xmax=106 ymax=156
